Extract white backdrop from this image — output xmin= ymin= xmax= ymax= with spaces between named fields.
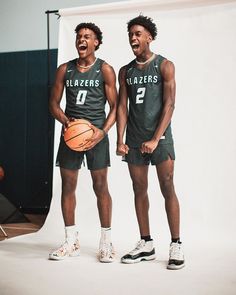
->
xmin=46 ymin=0 xmax=236 ymax=246
xmin=1 ymin=1 xmax=236 ymax=294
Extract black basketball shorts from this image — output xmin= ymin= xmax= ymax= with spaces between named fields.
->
xmin=56 ymin=135 xmax=110 ymax=170
xmin=123 ymin=143 xmax=175 ymax=166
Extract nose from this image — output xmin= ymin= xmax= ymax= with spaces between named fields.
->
xmin=77 ymin=36 xmax=85 ymax=44
xmin=130 ymin=34 xmax=136 ymax=42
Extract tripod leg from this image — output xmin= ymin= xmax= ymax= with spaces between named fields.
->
xmin=0 ymin=225 xmax=8 ymax=237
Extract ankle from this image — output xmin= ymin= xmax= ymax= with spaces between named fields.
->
xmin=171 ymin=237 xmax=181 ymax=244
xmin=100 ymin=227 xmax=112 ymax=244
xmin=141 ymin=235 xmax=152 ymax=242
xmin=65 ymin=225 xmax=78 ymax=244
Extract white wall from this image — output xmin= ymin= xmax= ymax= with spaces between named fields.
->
xmin=0 ymin=0 xmax=128 ymax=52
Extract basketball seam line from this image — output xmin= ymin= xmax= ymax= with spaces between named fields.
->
xmin=65 ymin=129 xmax=92 ymax=143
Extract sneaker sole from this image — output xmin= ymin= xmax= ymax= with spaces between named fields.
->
xmin=99 ymin=258 xmax=114 ymax=263
xmin=121 ymin=254 xmax=156 ymax=264
xmin=167 ymin=263 xmax=185 ymax=270
xmin=48 ymin=254 xmax=69 ymax=261
xmin=49 ymin=251 xmax=80 ymax=261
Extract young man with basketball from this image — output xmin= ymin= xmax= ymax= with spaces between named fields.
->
xmin=49 ymin=22 xmax=117 ymax=262
xmin=116 ymin=15 xmax=185 ymax=269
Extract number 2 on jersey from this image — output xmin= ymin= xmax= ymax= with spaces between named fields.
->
xmin=136 ymin=87 xmax=146 ymax=104
xmin=76 ymin=90 xmax=87 ymax=105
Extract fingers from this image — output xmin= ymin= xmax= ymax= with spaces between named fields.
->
xmin=64 ymin=117 xmax=76 ymax=132
xmin=84 ymin=128 xmax=103 ymax=144
xmin=140 ymin=142 xmax=154 ymax=154
xmin=124 ymin=145 xmax=129 ymax=154
xmin=116 ymin=144 xmax=129 ymax=156
xmin=83 ymin=128 xmax=105 ymax=151
xmin=88 ymin=124 xmax=97 ymax=132
xmin=83 ymin=137 xmax=95 ymax=150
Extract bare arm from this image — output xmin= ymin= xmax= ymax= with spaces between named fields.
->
xmin=116 ymin=66 xmax=129 ymax=155
xmin=140 ymin=59 xmax=176 ymax=153
xmin=49 ymin=63 xmax=68 ymax=125
xmin=85 ymin=62 xmax=117 ymax=150
xmin=102 ymin=62 xmax=118 ymax=134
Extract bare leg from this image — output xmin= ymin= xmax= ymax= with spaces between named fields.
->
xmin=128 ymin=164 xmax=150 ymax=237
xmin=60 ymin=167 xmax=79 ymax=226
xmin=90 ymin=168 xmax=112 ymax=228
xmin=156 ymin=158 xmax=180 ymax=239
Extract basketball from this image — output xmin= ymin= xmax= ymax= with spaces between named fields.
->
xmin=0 ymin=166 xmax=4 ymax=181
xmin=64 ymin=119 xmax=94 ymax=151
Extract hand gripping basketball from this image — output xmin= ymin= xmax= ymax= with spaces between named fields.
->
xmin=64 ymin=119 xmax=94 ymax=151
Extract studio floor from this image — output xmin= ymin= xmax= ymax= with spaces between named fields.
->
xmin=0 ymin=214 xmax=47 ymax=241
xmin=0 ymin=223 xmax=235 ymax=295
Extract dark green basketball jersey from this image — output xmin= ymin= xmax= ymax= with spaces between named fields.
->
xmin=125 ymin=54 xmax=173 ymax=148
xmin=64 ymin=58 xmax=106 ymax=128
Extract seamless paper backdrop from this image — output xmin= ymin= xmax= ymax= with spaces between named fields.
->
xmin=47 ymin=0 xmax=236 ymax=246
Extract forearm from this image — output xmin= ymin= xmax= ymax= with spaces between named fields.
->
xmin=102 ymin=104 xmax=117 ymax=134
xmin=48 ymin=63 xmax=68 ymax=125
xmin=152 ymin=103 xmax=175 ymax=142
xmin=49 ymin=101 xmax=68 ymax=125
xmin=116 ymin=105 xmax=128 ymax=144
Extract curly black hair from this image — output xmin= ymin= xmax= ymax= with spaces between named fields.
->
xmin=75 ymin=22 xmax=103 ymax=50
xmin=127 ymin=15 xmax=157 ymax=40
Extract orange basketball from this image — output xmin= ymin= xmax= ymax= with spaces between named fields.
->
xmin=64 ymin=119 xmax=94 ymax=151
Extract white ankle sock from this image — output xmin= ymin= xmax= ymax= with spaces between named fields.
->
xmin=100 ymin=227 xmax=111 ymax=244
xmin=65 ymin=225 xmax=78 ymax=244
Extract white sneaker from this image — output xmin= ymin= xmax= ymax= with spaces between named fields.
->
xmin=121 ymin=240 xmax=156 ymax=264
xmin=167 ymin=242 xmax=185 ymax=270
xmin=98 ymin=242 xmax=115 ymax=263
xmin=49 ymin=238 xmax=80 ymax=261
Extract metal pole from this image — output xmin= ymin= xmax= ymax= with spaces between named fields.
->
xmin=47 ymin=12 xmax=50 ymax=96
xmin=45 ymin=10 xmax=59 ymax=211
xmin=45 ymin=10 xmax=58 ymax=95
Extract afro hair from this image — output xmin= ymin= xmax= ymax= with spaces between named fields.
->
xmin=75 ymin=22 xmax=103 ymax=50
xmin=127 ymin=15 xmax=157 ymax=40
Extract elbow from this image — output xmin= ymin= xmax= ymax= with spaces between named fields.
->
xmin=48 ymin=103 xmax=54 ymax=116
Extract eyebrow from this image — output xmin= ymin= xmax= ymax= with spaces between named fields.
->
xmin=129 ymin=30 xmax=142 ymax=35
xmin=77 ymin=33 xmax=92 ymax=38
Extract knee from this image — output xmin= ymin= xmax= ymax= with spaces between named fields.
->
xmin=132 ymin=181 xmax=148 ymax=197
xmin=159 ymin=174 xmax=175 ymax=198
xmin=62 ymin=177 xmax=77 ymax=195
xmin=93 ymin=178 xmax=108 ymax=196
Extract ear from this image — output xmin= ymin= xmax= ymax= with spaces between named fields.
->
xmin=147 ymin=34 xmax=153 ymax=44
xmin=94 ymin=39 xmax=99 ymax=47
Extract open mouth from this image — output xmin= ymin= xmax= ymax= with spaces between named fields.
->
xmin=78 ymin=44 xmax=87 ymax=51
xmin=131 ymin=43 xmax=139 ymax=51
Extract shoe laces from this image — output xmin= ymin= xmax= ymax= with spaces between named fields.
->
xmin=100 ymin=242 xmax=114 ymax=258
xmin=169 ymin=242 xmax=183 ymax=260
xmin=129 ymin=240 xmax=145 ymax=254
xmin=61 ymin=239 xmax=79 ymax=251
xmin=52 ymin=241 xmax=69 ymax=256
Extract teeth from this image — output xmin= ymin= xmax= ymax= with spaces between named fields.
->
xmin=132 ymin=44 xmax=139 ymax=49
xmin=79 ymin=44 xmax=87 ymax=49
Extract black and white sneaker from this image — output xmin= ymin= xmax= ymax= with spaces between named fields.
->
xmin=167 ymin=242 xmax=185 ymax=270
xmin=121 ymin=240 xmax=156 ymax=264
